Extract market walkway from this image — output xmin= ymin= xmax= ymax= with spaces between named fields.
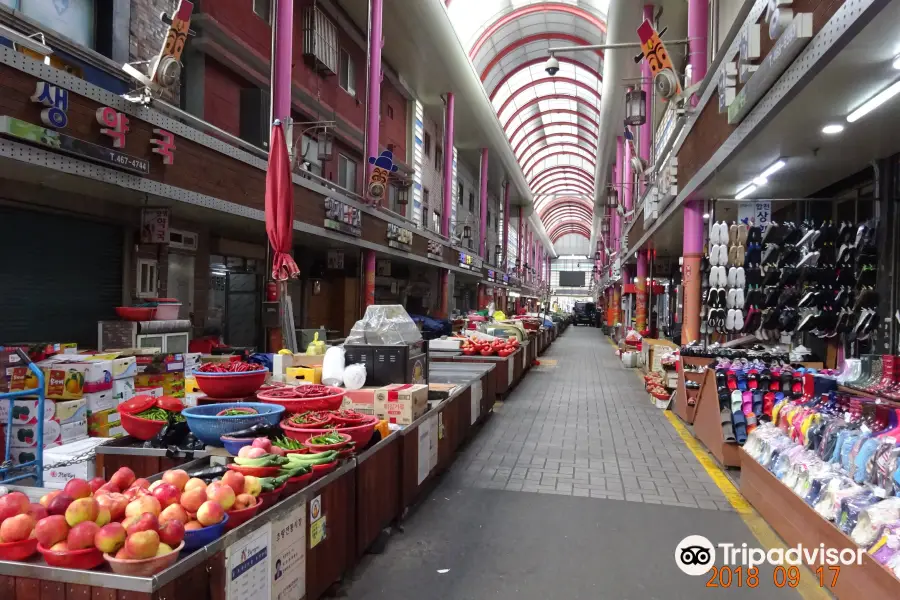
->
xmin=344 ymin=328 xmax=805 ymax=599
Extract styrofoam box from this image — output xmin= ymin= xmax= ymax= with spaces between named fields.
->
xmin=42 ymin=437 xmax=109 ymax=489
xmin=113 ymin=377 xmax=135 ymax=404
xmin=84 ymin=390 xmax=115 ymax=413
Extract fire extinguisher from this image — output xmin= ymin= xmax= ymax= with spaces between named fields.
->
xmin=266 ymin=281 xmax=278 ymax=302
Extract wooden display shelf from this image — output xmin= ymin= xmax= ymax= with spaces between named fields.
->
xmin=740 ymin=449 xmax=900 ymax=599
xmin=693 ymin=368 xmax=741 ymax=468
xmin=672 ymin=357 xmax=714 ymax=425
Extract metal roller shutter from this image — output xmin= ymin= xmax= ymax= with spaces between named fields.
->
xmin=0 ymin=207 xmax=123 ymax=347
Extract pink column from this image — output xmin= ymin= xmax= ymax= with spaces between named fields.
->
xmin=364 ymin=0 xmax=384 ymax=181
xmin=682 ymin=0 xmax=708 ymax=343
xmin=479 ymin=149 xmax=489 ymax=257
xmin=640 ymin=5 xmax=654 ymax=167
xmin=272 ymin=0 xmax=293 ymax=121
xmin=502 ymin=182 xmax=510 ymax=271
xmin=636 ymin=250 xmax=648 ymax=332
xmin=624 ymin=129 xmax=634 ymax=213
xmin=441 ymin=93 xmax=455 ymax=236
xmin=517 ymin=206 xmax=524 ymax=270
xmin=364 ymin=250 xmax=376 ymax=308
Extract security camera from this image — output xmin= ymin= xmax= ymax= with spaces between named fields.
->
xmin=544 ymin=55 xmax=559 ymax=76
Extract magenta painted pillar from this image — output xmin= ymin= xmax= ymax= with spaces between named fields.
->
xmin=687 ymin=0 xmax=708 ymax=96
xmin=517 ymin=206 xmax=524 ymax=270
xmin=624 ymin=131 xmax=634 ymax=213
xmin=272 ymin=0 xmax=293 ymax=121
xmin=502 ymin=182 xmax=510 ymax=271
xmin=682 ymin=0 xmax=708 ymax=342
xmin=441 ymin=93 xmax=455 ymax=236
xmin=640 ymin=4 xmax=654 ymax=168
xmin=479 ymin=148 xmax=489 ymax=257
xmin=636 ymin=250 xmax=648 ymax=332
xmin=364 ymin=0 xmax=384 ymax=182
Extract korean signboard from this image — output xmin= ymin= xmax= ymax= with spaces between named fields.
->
xmin=427 ymin=239 xmax=444 ymax=261
xmin=738 ymin=200 xmax=771 ymax=233
xmin=387 ymin=223 xmax=413 ymax=252
xmin=324 ymin=197 xmax=362 ymax=237
xmin=141 ymin=208 xmax=170 ymax=244
xmin=458 ymin=251 xmax=484 ymax=271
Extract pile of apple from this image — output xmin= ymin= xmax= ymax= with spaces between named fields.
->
xmin=0 ymin=464 xmax=263 ymax=566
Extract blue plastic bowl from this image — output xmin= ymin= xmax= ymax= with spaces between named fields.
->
xmin=220 ymin=435 xmax=254 ymax=456
xmin=182 ymin=514 xmax=229 ymax=553
xmin=181 ymin=402 xmax=285 ymax=446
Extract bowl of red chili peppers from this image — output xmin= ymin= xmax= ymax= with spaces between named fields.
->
xmin=255 ymin=384 xmax=345 ymax=412
xmin=193 ymin=361 xmax=268 ymax=398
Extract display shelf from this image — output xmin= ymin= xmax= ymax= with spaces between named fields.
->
xmin=693 ymin=369 xmax=741 ymax=468
xmin=673 ymin=357 xmax=714 ymax=425
xmin=740 ymin=449 xmax=900 ymax=599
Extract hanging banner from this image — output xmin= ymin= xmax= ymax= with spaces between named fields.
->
xmin=141 ymin=208 xmax=170 ymax=244
xmin=738 ymin=200 xmax=771 ymax=232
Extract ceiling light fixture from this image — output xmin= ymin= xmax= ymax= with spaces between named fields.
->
xmin=752 ymin=159 xmax=787 ymax=186
xmin=822 ymin=124 xmax=844 ymax=135
xmin=735 ymin=184 xmax=757 ymax=200
xmin=893 ymin=55 xmax=900 ymax=70
xmin=847 ymin=80 xmax=900 ymax=123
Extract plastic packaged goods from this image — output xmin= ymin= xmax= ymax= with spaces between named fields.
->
xmin=321 ymin=346 xmax=346 ymax=387
xmin=346 ymin=305 xmax=422 ymax=345
xmin=343 ymin=364 xmax=367 ymax=390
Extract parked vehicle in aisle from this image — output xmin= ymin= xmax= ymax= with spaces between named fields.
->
xmin=572 ymin=302 xmax=596 ymax=326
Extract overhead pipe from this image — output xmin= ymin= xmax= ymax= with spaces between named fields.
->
xmin=588 ymin=0 xmax=643 ymax=252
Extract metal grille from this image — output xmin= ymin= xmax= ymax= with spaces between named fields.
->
xmin=303 ymin=6 xmax=339 ymax=75
xmin=0 ymin=207 xmax=123 ymax=346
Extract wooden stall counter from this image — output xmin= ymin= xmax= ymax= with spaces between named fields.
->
xmin=740 ymin=449 xmax=900 ymax=599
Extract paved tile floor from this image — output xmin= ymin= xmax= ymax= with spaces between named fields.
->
xmin=345 ymin=327 xmax=801 ymax=599
xmin=458 ymin=328 xmax=732 ymax=510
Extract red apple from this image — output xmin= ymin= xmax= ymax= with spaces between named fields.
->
xmin=180 ymin=487 xmax=206 ymax=512
xmin=95 ymin=482 xmax=120 ymax=496
xmin=162 ymin=469 xmax=190 ymax=491
xmin=94 ymin=522 xmax=126 ymax=554
xmin=0 ymin=513 xmax=35 ymax=543
xmin=152 ymin=483 xmax=181 ymax=508
xmin=114 ymin=547 xmax=130 ymax=559
xmin=130 ymin=478 xmax=150 ymax=490
xmin=221 ymin=471 xmax=245 ymax=495
xmin=49 ymin=541 xmax=69 ymax=552
xmin=28 ymin=503 xmax=48 ymax=522
xmin=125 ymin=530 xmax=159 ymax=559
xmin=66 ymin=521 xmax=100 ymax=550
xmin=47 ymin=494 xmax=74 ymax=517
xmin=65 ymin=498 xmax=100 ymax=527
xmin=109 ymin=467 xmax=135 ymax=491
xmin=196 ymin=501 xmax=224 ymax=527
xmin=39 ymin=490 xmax=62 ymax=508
xmin=158 ymin=519 xmax=185 ymax=547
xmin=34 ymin=515 xmax=69 ymax=547
xmin=184 ymin=520 xmax=203 ymax=531
xmin=96 ymin=493 xmax=128 ymax=522
xmin=206 ymin=482 xmax=235 ymax=510
xmin=95 ymin=507 xmax=111 ymax=527
xmin=0 ymin=491 xmax=30 ymax=521
xmin=184 ymin=478 xmax=207 ymax=492
xmin=63 ymin=478 xmax=93 ymax=500
xmin=159 ymin=504 xmax=189 ymax=525
xmin=125 ymin=495 xmax=161 ymax=519
xmin=124 ymin=512 xmax=158 ymax=536
xmin=89 ymin=477 xmax=107 ymax=493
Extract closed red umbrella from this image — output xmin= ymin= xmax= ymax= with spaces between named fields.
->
xmin=265 ymin=122 xmax=300 ymax=280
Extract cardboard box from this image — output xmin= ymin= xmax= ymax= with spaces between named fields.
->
xmin=42 ymin=361 xmax=88 ymax=399
xmin=341 ymin=388 xmax=377 ymax=416
xmin=0 ymin=398 xmax=86 ymax=425
xmin=184 ymin=352 xmax=202 ymax=373
xmin=285 ymin=366 xmax=322 ymax=384
xmin=112 ymin=377 xmax=135 ymax=404
xmin=135 ymin=372 xmax=185 ymax=398
xmin=112 ymin=356 xmax=137 ymax=379
xmin=185 ymin=376 xmax=200 ymax=393
xmin=88 ymin=410 xmax=123 ymax=438
xmin=136 ymin=386 xmax=164 ymax=397
xmin=9 ymin=417 xmax=87 ymax=448
xmin=84 ymin=390 xmax=115 ymax=413
xmin=112 ymin=349 xmax=184 ymax=374
xmin=374 ymin=384 xmax=428 ymax=425
xmin=80 ymin=359 xmax=113 ymax=393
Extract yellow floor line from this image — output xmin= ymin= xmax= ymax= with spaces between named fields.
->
xmin=602 ymin=336 xmax=826 ymax=598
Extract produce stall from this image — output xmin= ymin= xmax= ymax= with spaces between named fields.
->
xmin=430 ymin=349 xmax=520 ymax=402
xmin=429 ymin=363 xmax=496 ymax=428
xmin=95 ymin=439 xmax=209 ymax=481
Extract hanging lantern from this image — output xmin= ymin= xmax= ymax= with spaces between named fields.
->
xmin=317 ymin=126 xmax=334 ymax=161
xmin=606 ymin=187 xmax=618 ymax=208
xmin=495 ymin=244 xmax=502 ymax=262
xmin=594 ymin=250 xmax=601 ymax=261
xmin=624 ymin=89 xmax=647 ymax=126
xmin=601 ymin=220 xmax=610 ymax=234
xmin=396 ymin=180 xmax=411 ymax=206
xmin=463 ymin=224 xmax=472 ymax=240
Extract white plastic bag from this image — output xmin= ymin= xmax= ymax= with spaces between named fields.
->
xmin=322 ymin=346 xmax=346 ymax=386
xmin=342 ymin=363 xmax=367 ymax=390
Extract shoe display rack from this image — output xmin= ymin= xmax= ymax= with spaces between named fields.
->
xmin=693 ymin=368 xmax=743 ymax=467
xmin=837 ymin=355 xmax=900 ymax=403
xmin=673 ymin=356 xmax=714 ymax=425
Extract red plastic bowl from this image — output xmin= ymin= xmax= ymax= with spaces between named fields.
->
xmin=303 ymin=432 xmax=352 ymax=452
xmin=311 ymin=461 xmax=338 ymax=480
xmin=0 ymin=537 xmax=38 ymax=561
xmin=119 ymin=411 xmax=167 ymax=441
xmin=225 ymin=502 xmax=262 ymax=531
xmin=329 ymin=412 xmax=369 ymax=426
xmin=116 ymin=306 xmax=154 ymax=321
xmin=281 ymin=415 xmax=378 ymax=447
xmin=257 ymin=485 xmax=285 ymax=511
xmin=38 ymin=544 xmax=105 ymax=569
xmin=227 ymin=464 xmax=281 ymax=477
xmin=282 ymin=471 xmax=313 ymax=496
xmin=256 ymin=386 xmax=345 ymax=412
xmin=284 ymin=413 xmax=332 ymax=429
xmin=194 ymin=370 xmax=268 ymax=399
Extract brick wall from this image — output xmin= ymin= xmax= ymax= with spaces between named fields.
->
xmin=129 ymin=0 xmax=179 ymax=64
xmin=380 ymin=84 xmax=408 ymax=164
xmin=203 ymin=57 xmax=250 ymax=137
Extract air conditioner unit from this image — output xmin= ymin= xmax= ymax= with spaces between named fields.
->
xmin=303 ymin=6 xmax=339 ymax=75
xmin=168 ymin=228 xmax=198 ymax=251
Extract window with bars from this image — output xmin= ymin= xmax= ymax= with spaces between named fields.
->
xmin=423 ymin=132 xmax=431 ymax=157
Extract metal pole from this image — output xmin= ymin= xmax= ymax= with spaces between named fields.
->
xmin=547 ymin=39 xmax=691 ymax=54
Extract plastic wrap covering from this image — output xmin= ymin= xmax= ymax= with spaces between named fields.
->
xmin=346 ymin=305 xmax=422 ymax=345
xmin=322 ymin=346 xmax=346 ymax=386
